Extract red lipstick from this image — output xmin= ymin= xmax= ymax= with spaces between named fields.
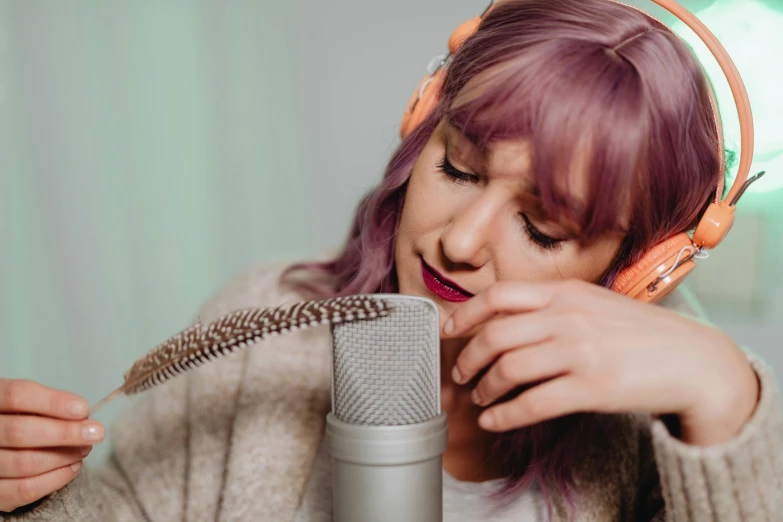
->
xmin=421 ymin=258 xmax=474 ymax=303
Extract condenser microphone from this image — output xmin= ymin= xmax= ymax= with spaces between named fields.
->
xmin=326 ymin=294 xmax=447 ymax=522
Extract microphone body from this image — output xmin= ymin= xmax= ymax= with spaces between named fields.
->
xmin=326 ymin=412 xmax=447 ymax=522
xmin=327 ymin=295 xmax=446 ymax=522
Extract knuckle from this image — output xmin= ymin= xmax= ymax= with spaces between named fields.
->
xmin=4 ymin=418 xmax=29 ymax=446
xmin=572 ymin=338 xmax=600 ymax=372
xmin=3 ymin=380 xmax=32 ymax=412
xmin=481 ymin=322 xmax=506 ymax=350
xmin=49 ymin=393 xmax=63 ymax=418
xmin=16 ymin=476 xmax=41 ymax=505
xmin=59 ymin=422 xmax=77 ymax=444
xmin=11 ymin=450 xmax=38 ymax=476
xmin=592 ymin=373 xmax=617 ymax=397
xmin=495 ymin=355 xmax=519 ymax=383
xmin=519 ymin=396 xmax=548 ymax=421
xmin=486 ymin=283 xmax=510 ymax=309
xmin=569 ymin=310 xmax=594 ymax=332
xmin=490 ymin=408 xmax=507 ymax=428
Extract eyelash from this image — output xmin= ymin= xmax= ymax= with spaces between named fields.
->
xmin=436 ymin=156 xmax=480 ymax=184
xmin=520 ymin=214 xmax=564 ymax=251
xmin=436 ymin=155 xmax=565 ymax=251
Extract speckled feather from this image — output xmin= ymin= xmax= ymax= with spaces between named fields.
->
xmin=89 ymin=295 xmax=392 ymax=415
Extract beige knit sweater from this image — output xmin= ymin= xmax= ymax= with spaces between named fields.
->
xmin=4 ymin=262 xmax=782 ymax=522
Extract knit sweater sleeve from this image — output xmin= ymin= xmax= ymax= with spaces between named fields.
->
xmin=650 ymin=354 xmax=783 ymax=521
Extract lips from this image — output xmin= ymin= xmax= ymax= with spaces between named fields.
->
xmin=421 ymin=258 xmax=474 ymax=303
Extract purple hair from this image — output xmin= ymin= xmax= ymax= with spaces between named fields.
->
xmin=284 ymin=0 xmax=724 ymax=516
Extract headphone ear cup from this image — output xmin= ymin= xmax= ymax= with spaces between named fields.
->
xmin=612 ymin=233 xmax=697 ymax=304
xmin=448 ymin=16 xmax=481 ymax=54
xmin=692 ymin=201 xmax=736 ymax=249
xmin=401 ymin=15 xmax=481 ymax=139
xmin=400 ymin=69 xmax=445 ymax=139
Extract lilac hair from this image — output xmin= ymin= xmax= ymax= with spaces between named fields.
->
xmin=284 ymin=0 xmax=725 ymax=517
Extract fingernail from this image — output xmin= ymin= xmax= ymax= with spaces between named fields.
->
xmin=71 ymin=461 xmax=82 ymax=473
xmin=82 ymin=424 xmax=104 ymax=442
xmin=80 ymin=446 xmax=91 ymax=456
xmin=471 ymin=388 xmax=482 ymax=405
xmin=443 ymin=318 xmax=454 ymax=335
xmin=68 ymin=399 xmax=88 ymax=417
xmin=452 ymin=366 xmax=464 ymax=384
xmin=479 ymin=412 xmax=495 ymax=430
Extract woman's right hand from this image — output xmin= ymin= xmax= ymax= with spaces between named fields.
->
xmin=0 ymin=379 xmax=105 ymax=512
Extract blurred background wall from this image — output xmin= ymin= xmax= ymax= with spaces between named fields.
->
xmin=1 ymin=0 xmax=781 ymax=461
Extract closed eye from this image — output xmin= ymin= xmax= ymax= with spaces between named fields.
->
xmin=520 ymin=213 xmax=565 ymax=251
xmin=437 ymin=155 xmax=480 ymax=184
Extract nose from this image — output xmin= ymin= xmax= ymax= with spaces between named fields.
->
xmin=440 ymin=194 xmax=497 ymax=268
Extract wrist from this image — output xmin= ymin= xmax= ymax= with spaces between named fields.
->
xmin=678 ymin=362 xmax=760 ymax=446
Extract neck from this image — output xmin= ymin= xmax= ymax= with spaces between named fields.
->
xmin=440 ymin=337 xmax=504 ymax=482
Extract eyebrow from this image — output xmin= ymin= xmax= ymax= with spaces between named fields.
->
xmin=445 ymin=121 xmax=537 ymax=189
xmin=444 ymin=121 xmax=490 ymax=171
xmin=445 ymin=118 xmax=486 ymax=151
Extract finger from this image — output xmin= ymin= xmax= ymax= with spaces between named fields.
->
xmin=470 ymin=342 xmax=570 ymax=407
xmin=0 ymin=379 xmax=89 ymax=420
xmin=477 ymin=376 xmax=586 ymax=432
xmin=443 ymin=281 xmax=552 ymax=338
xmin=0 ymin=415 xmax=105 ymax=448
xmin=452 ymin=313 xmax=555 ymax=384
xmin=0 ymin=446 xmax=91 ymax=479
xmin=0 ymin=461 xmax=83 ymax=512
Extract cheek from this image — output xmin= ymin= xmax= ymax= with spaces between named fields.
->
xmin=394 ymin=160 xmax=431 ymax=269
xmin=398 ymin=159 xmax=449 ymax=240
xmin=583 ymin=237 xmax=625 ymax=280
xmin=492 ymin=234 xmax=623 ymax=284
xmin=549 ymin=238 xmax=624 ymax=283
xmin=395 ymin=160 xmax=445 ymax=292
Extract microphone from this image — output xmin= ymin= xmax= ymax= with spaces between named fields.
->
xmin=326 ymin=295 xmax=448 ymax=522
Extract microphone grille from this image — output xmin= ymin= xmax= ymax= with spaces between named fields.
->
xmin=331 ymin=295 xmax=440 ymax=426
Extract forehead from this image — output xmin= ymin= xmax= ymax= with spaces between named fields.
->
xmin=443 ymin=122 xmax=589 ymax=201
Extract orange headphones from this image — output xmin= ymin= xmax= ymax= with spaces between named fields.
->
xmin=400 ymin=0 xmax=766 ymax=304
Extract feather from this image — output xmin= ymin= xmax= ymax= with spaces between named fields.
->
xmin=89 ymin=295 xmax=392 ymax=416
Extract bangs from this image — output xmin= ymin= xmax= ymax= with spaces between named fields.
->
xmin=442 ymin=39 xmax=650 ymax=243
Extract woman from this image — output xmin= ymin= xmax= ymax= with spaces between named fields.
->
xmin=1 ymin=0 xmax=780 ymax=520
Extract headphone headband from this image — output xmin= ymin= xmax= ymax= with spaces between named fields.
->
xmin=628 ymin=0 xmax=754 ymax=206
xmin=483 ymin=0 xmax=756 ymax=207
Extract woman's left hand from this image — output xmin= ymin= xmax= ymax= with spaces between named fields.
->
xmin=444 ymin=280 xmax=760 ymax=446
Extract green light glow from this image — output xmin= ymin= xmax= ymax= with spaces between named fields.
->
xmin=672 ymin=0 xmax=783 ymax=194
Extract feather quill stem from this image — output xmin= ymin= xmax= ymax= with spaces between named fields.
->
xmin=89 ymin=295 xmax=391 ymax=416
